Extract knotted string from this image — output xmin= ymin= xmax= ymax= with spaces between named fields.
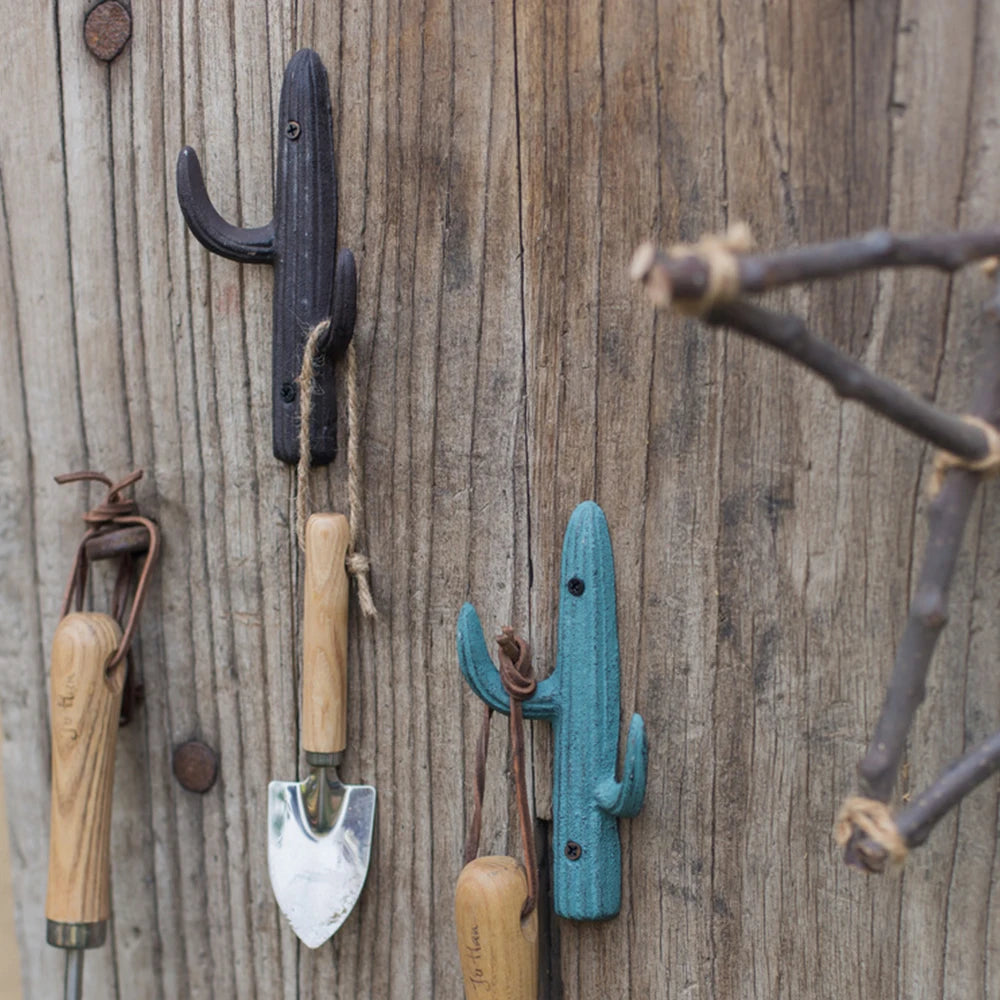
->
xmin=463 ymin=627 xmax=538 ymax=920
xmin=295 ymin=321 xmax=377 ymax=617
xmin=928 ymin=414 xmax=1000 ymax=497
xmin=834 ymin=795 xmax=908 ymax=868
xmin=630 ymin=222 xmax=754 ymax=315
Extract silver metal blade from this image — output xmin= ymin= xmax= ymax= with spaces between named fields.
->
xmin=267 ymin=778 xmax=376 ymax=948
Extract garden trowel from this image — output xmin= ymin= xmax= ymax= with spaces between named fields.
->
xmin=268 ymin=513 xmax=376 ymax=948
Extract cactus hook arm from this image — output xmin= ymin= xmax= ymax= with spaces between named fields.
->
xmin=176 ymin=146 xmax=276 ymax=264
xmin=457 ymin=604 xmax=558 ymax=718
xmin=595 ymin=713 xmax=648 ymax=818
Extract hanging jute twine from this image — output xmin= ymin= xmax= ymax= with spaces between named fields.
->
xmin=928 ymin=414 xmax=1000 ymax=498
xmin=463 ymin=628 xmax=539 ymax=920
xmin=296 ymin=321 xmax=377 ymax=618
xmin=834 ymin=796 xmax=908 ymax=868
xmin=630 ymin=222 xmax=754 ymax=315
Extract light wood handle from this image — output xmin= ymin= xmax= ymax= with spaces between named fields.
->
xmin=302 ymin=513 xmax=351 ymax=755
xmin=455 ymin=856 xmax=538 ymax=1000
xmin=45 ymin=612 xmax=124 ymax=929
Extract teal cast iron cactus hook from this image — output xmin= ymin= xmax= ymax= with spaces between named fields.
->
xmin=457 ymin=501 xmax=648 ymax=921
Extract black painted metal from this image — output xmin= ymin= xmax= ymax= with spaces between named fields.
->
xmin=176 ymin=48 xmax=356 ymax=465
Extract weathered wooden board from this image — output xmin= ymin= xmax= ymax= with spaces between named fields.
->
xmin=2 ymin=0 xmax=1000 ymax=996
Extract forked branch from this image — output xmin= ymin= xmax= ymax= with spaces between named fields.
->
xmin=632 ymin=226 xmax=1000 ymax=871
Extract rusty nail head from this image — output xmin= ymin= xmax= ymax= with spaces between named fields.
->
xmin=172 ymin=740 xmax=219 ymax=793
xmin=84 ymin=1 xmax=132 ymax=62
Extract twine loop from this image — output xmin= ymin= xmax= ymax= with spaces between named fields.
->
xmin=834 ymin=795 xmax=908 ymax=868
xmin=629 ymin=223 xmax=754 ymax=313
xmin=929 ymin=415 xmax=1000 ymax=497
xmin=665 ymin=222 xmax=754 ymax=315
xmin=296 ymin=321 xmax=377 ymax=618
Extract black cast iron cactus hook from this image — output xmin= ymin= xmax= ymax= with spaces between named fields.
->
xmin=176 ymin=48 xmax=357 ymax=465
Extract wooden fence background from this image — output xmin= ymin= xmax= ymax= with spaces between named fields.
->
xmin=3 ymin=0 xmax=1000 ymax=996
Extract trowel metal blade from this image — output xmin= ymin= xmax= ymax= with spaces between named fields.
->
xmin=267 ymin=780 xmax=376 ymax=948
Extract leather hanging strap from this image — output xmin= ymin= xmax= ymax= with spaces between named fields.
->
xmin=463 ymin=627 xmax=538 ymax=919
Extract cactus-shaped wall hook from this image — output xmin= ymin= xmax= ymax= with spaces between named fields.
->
xmin=176 ymin=48 xmax=357 ymax=465
xmin=457 ymin=501 xmax=648 ymax=920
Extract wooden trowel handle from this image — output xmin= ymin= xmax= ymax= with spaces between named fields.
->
xmin=45 ymin=612 xmax=124 ymax=938
xmin=302 ymin=513 xmax=351 ymax=757
xmin=455 ymin=856 xmax=538 ymax=999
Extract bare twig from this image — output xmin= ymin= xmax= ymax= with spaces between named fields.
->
xmin=835 ymin=307 xmax=1000 ymax=870
xmin=703 ymin=299 xmax=993 ymax=461
xmin=848 ymin=729 xmax=1000 ymax=873
xmin=634 ymin=227 xmax=1000 ymax=307
xmin=633 ymin=224 xmax=1000 ymax=872
xmin=855 ymin=469 xmax=982 ymax=801
xmin=858 ymin=318 xmax=1000 ymax=793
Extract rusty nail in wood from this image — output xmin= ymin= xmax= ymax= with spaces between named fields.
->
xmin=172 ymin=741 xmax=219 ymax=793
xmin=84 ymin=524 xmax=151 ymax=561
xmin=84 ymin=1 xmax=132 ymax=62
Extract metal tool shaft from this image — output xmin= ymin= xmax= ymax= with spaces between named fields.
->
xmin=64 ymin=950 xmax=83 ymax=1000
xmin=301 ymin=763 xmax=345 ymax=834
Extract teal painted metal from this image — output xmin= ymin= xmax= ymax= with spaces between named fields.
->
xmin=457 ymin=501 xmax=648 ymax=920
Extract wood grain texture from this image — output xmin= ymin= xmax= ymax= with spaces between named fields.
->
xmin=45 ymin=613 xmax=124 ymax=927
xmin=2 ymin=0 xmax=1000 ymax=996
xmin=301 ymin=514 xmax=350 ymax=755
xmin=455 ymin=856 xmax=538 ymax=999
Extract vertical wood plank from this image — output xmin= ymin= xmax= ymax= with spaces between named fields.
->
xmin=1 ymin=0 xmax=93 ymax=995
xmin=4 ymin=0 xmax=1000 ymax=997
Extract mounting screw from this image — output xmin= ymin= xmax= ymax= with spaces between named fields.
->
xmin=84 ymin=1 xmax=132 ymax=62
xmin=564 ymin=840 xmax=582 ymax=860
xmin=280 ymin=381 xmax=298 ymax=403
xmin=285 ymin=121 xmax=301 ymax=140
xmin=172 ymin=740 xmax=219 ymax=793
xmin=567 ymin=577 xmax=585 ymax=597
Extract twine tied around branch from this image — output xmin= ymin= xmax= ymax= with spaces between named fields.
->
xmin=834 ymin=796 xmax=908 ymax=868
xmin=928 ymin=414 xmax=1000 ymax=498
xmin=296 ymin=321 xmax=377 ymax=618
xmin=630 ymin=222 xmax=754 ymax=315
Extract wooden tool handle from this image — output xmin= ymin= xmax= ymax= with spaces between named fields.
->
xmin=302 ymin=513 xmax=351 ymax=756
xmin=455 ymin=856 xmax=538 ymax=1000
xmin=45 ymin=612 xmax=124 ymax=932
